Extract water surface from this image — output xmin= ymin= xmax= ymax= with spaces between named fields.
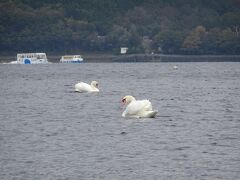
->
xmin=0 ymin=62 xmax=240 ymax=180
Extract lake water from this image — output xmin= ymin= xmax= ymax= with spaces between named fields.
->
xmin=0 ymin=62 xmax=240 ymax=180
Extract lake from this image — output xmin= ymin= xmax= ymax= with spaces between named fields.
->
xmin=0 ymin=62 xmax=240 ymax=180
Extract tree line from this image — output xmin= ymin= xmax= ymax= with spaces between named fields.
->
xmin=0 ymin=0 xmax=239 ymax=54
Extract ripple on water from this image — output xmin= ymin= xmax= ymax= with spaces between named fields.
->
xmin=0 ymin=62 xmax=240 ymax=180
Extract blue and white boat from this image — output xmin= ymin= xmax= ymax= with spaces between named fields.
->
xmin=59 ymin=55 xmax=83 ymax=63
xmin=13 ymin=53 xmax=49 ymax=64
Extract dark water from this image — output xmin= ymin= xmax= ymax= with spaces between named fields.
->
xmin=0 ymin=62 xmax=240 ymax=180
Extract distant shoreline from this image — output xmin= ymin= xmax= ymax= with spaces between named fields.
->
xmin=1 ymin=54 xmax=240 ymax=63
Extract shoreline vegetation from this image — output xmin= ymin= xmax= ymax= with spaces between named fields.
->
xmin=1 ymin=54 xmax=240 ymax=63
xmin=1 ymin=1 xmax=239 ymax=55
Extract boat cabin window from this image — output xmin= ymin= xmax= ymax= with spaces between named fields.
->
xmin=17 ymin=53 xmax=46 ymax=59
xmin=63 ymin=56 xmax=74 ymax=59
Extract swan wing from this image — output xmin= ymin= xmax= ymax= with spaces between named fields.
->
xmin=123 ymin=100 xmax=153 ymax=117
xmin=138 ymin=110 xmax=158 ymax=118
xmin=75 ymin=82 xmax=92 ymax=92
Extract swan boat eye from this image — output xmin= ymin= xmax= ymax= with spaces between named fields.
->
xmin=122 ymin=98 xmax=126 ymax=103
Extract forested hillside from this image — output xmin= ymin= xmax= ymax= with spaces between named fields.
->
xmin=0 ymin=0 xmax=240 ymax=54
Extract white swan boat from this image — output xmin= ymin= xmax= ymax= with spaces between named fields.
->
xmin=60 ymin=55 xmax=83 ymax=63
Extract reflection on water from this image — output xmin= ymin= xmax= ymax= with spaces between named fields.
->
xmin=0 ymin=62 xmax=240 ymax=180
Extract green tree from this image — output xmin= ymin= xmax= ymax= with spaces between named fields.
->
xmin=182 ymin=26 xmax=206 ymax=54
xmin=201 ymin=28 xmax=221 ymax=54
xmin=154 ymin=30 xmax=185 ymax=54
xmin=217 ymin=28 xmax=239 ymax=54
xmin=222 ymin=12 xmax=240 ymax=36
